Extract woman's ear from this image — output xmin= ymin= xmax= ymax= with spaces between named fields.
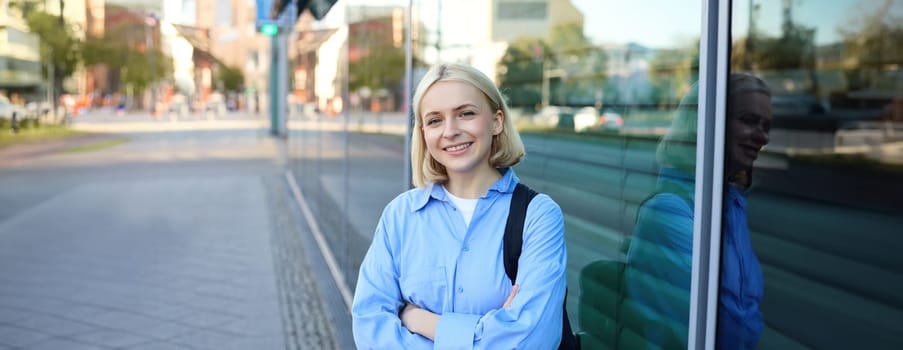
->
xmin=493 ymin=110 xmax=504 ymax=135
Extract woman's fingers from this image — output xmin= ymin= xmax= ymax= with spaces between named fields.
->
xmin=503 ymin=284 xmax=519 ymax=308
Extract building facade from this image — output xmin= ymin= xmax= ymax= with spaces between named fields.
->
xmin=0 ymin=1 xmax=42 ymax=102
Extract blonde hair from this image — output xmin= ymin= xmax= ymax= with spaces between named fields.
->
xmin=656 ymin=74 xmax=771 ymax=181
xmin=410 ymin=63 xmax=525 ymax=188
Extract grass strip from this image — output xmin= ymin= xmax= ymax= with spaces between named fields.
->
xmin=0 ymin=125 xmax=88 ymax=148
xmin=61 ymin=138 xmax=129 ymax=154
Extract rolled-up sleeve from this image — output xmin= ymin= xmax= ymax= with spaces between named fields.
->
xmin=352 ymin=216 xmax=433 ymax=350
xmin=434 ymin=194 xmax=567 ymax=350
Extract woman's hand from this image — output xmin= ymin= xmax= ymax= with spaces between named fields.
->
xmin=400 ymin=302 xmax=439 ymax=340
xmin=503 ymin=284 xmax=519 ymax=308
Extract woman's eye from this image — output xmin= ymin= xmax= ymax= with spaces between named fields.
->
xmin=461 ymin=111 xmax=476 ymax=117
xmin=426 ymin=118 xmax=441 ymax=125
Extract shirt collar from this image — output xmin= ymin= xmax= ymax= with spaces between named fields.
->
xmin=411 ymin=168 xmax=518 ymax=212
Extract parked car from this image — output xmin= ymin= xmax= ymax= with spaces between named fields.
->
xmin=598 ymin=109 xmax=624 ymax=130
xmin=534 ymin=106 xmax=575 ymax=130
xmin=0 ymin=95 xmax=31 ymax=121
xmin=574 ymin=107 xmax=600 ymax=132
xmin=573 ymin=107 xmax=624 ymax=132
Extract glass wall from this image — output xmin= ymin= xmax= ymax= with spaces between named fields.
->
xmin=287 ymin=0 xmax=410 ymax=291
xmin=727 ymin=0 xmax=903 ymax=349
xmin=411 ymin=0 xmax=704 ymax=348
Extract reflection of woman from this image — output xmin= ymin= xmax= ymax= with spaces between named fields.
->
xmin=352 ymin=63 xmax=567 ymax=349
xmin=627 ymin=74 xmax=770 ymax=349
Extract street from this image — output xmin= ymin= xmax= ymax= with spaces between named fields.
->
xmin=0 ymin=111 xmax=351 ymax=350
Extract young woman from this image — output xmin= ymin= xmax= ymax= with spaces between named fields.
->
xmin=352 ymin=63 xmax=567 ymax=349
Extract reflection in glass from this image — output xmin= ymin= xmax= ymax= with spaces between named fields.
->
xmin=623 ymin=83 xmax=700 ymax=350
xmin=730 ymin=0 xmax=903 ymax=349
xmin=718 ymin=75 xmax=771 ymax=349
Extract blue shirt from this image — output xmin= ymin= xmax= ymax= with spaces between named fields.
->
xmin=352 ymin=168 xmax=567 ymax=350
xmin=627 ymin=167 xmax=763 ymax=349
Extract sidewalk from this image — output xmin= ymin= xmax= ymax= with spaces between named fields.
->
xmin=0 ymin=126 xmax=348 ymax=349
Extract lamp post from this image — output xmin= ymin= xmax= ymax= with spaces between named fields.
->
xmin=145 ymin=14 xmax=157 ymax=115
xmin=542 ymin=65 xmax=567 ymax=108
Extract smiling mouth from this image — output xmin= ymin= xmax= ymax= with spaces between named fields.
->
xmin=740 ymin=145 xmax=762 ymax=158
xmin=445 ymin=143 xmax=472 ymax=152
xmin=743 ymin=144 xmax=761 ymax=152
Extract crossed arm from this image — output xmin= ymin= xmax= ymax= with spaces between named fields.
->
xmin=400 ymin=285 xmax=519 ymax=341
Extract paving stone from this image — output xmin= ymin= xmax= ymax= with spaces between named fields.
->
xmin=27 ymin=338 xmax=106 ymax=350
xmin=0 ymin=325 xmax=50 ymax=348
xmin=83 ymin=311 xmax=160 ymax=332
xmin=12 ymin=314 xmax=98 ymax=337
xmin=125 ymin=340 xmax=193 ymax=350
xmin=174 ymin=311 xmax=235 ymax=329
xmin=0 ymin=305 xmax=34 ymax=324
xmin=128 ymin=321 xmax=193 ymax=341
xmin=70 ymin=329 xmax=152 ymax=348
xmin=47 ymin=303 xmax=109 ymax=321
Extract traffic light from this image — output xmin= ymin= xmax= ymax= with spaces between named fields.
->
xmin=273 ymin=0 xmax=338 ymax=20
xmin=260 ymin=23 xmax=279 ymax=36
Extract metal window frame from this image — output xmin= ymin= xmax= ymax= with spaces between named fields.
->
xmin=688 ymin=0 xmax=730 ymax=349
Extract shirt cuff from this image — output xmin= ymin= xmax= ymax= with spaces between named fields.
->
xmin=434 ymin=312 xmax=481 ymax=350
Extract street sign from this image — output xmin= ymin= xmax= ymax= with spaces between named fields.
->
xmin=256 ymin=0 xmax=295 ymax=33
xmin=256 ymin=0 xmax=274 ymax=23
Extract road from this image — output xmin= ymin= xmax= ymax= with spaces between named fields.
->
xmin=0 ymin=111 xmax=351 ymax=350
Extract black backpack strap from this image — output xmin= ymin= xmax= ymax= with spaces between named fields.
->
xmin=503 ymin=183 xmax=537 ymax=284
xmin=502 ymin=183 xmax=579 ymax=350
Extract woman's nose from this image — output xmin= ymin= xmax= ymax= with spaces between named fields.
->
xmin=443 ymin=118 xmax=460 ymax=138
xmin=753 ymin=125 xmax=769 ymax=145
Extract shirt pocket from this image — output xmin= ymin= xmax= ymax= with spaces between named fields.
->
xmin=400 ymin=266 xmax=447 ymax=313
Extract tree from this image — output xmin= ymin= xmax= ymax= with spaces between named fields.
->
xmin=216 ymin=65 xmax=245 ymax=93
xmin=24 ymin=10 xmax=81 ymax=99
xmin=648 ymin=44 xmax=699 ymax=106
xmin=496 ymin=23 xmax=608 ymax=109
xmin=497 ymin=38 xmax=547 ymax=109
xmin=81 ymin=16 xmax=172 ymax=107
xmin=547 ymin=22 xmax=607 ymax=106
xmin=837 ymin=0 xmax=903 ymax=91
xmin=348 ymin=17 xmax=406 ymax=96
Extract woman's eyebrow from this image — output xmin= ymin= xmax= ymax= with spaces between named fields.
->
xmin=423 ymin=103 xmax=479 ymax=116
xmin=453 ymin=103 xmax=478 ymax=111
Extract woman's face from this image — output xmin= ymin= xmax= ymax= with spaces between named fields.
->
xmin=727 ymin=91 xmax=772 ymax=173
xmin=419 ymin=80 xmax=503 ymax=179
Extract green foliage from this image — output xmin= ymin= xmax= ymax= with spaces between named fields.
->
xmin=496 ymin=22 xmax=608 ymax=108
xmin=120 ymin=48 xmax=172 ymax=93
xmin=497 ymin=39 xmax=546 ymax=108
xmin=648 ymin=45 xmax=699 ymax=106
xmin=838 ymin=0 xmax=903 ymax=90
xmin=348 ymin=18 xmax=406 ymax=93
xmin=24 ymin=10 xmax=81 ymax=79
xmin=216 ymin=65 xmax=245 ymax=93
xmin=548 ymin=23 xmax=608 ymax=106
xmin=82 ymin=20 xmax=172 ymax=94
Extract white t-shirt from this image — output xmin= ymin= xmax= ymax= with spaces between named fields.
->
xmin=445 ymin=188 xmax=479 ymax=227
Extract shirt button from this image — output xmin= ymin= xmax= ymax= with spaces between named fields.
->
xmin=458 ymin=287 xmax=464 ymax=293
xmin=463 ymin=246 xmax=469 ymax=252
